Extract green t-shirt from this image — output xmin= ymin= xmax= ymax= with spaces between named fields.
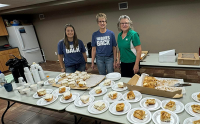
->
xmin=117 ymin=29 xmax=141 ymax=63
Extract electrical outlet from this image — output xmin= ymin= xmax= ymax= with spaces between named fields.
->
xmin=55 ymin=52 xmax=57 ymax=55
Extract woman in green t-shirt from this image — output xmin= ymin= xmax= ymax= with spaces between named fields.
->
xmin=116 ymin=15 xmax=142 ymax=77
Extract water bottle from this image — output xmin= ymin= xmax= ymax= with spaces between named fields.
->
xmin=0 ymin=71 xmax=6 ymax=88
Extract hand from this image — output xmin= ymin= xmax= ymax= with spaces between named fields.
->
xmin=61 ymin=68 xmax=65 ymax=72
xmin=133 ymin=65 xmax=139 ymax=74
xmin=85 ymin=63 xmax=88 ymax=70
xmin=116 ymin=61 xmax=120 ymax=69
xmin=113 ymin=61 xmax=116 ymax=69
xmin=91 ymin=63 xmax=95 ymax=70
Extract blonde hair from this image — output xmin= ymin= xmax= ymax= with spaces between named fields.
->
xmin=117 ymin=15 xmax=133 ymax=31
xmin=96 ymin=13 xmax=107 ymax=23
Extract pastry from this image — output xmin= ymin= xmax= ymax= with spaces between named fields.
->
xmin=191 ymin=105 xmax=200 ymax=113
xmin=94 ymin=86 xmax=102 ymax=94
xmin=63 ymin=91 xmax=72 ymax=100
xmin=80 ymin=95 xmax=89 ymax=104
xmin=79 ymin=81 xmax=86 ymax=87
xmin=94 ymin=101 xmax=106 ymax=111
xmin=117 ymin=82 xmax=124 ymax=88
xmin=37 ymin=89 xmax=46 ymax=96
xmin=108 ymin=91 xmax=117 ymax=100
xmin=44 ymin=94 xmax=53 ymax=102
xmin=48 ymin=78 xmax=55 ymax=84
xmin=67 ymin=76 xmax=74 ymax=79
xmin=71 ymin=73 xmax=77 ymax=76
xmin=59 ymin=86 xmax=66 ymax=93
xmin=104 ymin=79 xmax=111 ymax=86
xmin=160 ymin=111 xmax=171 ymax=122
xmin=145 ymin=99 xmax=156 ymax=106
xmin=193 ymin=120 xmax=200 ymax=124
xmin=76 ymin=79 xmax=83 ymax=84
xmin=85 ymin=74 xmax=91 ymax=79
xmin=68 ymin=79 xmax=75 ymax=82
xmin=60 ymin=73 xmax=66 ymax=78
xmin=68 ymin=81 xmax=76 ymax=87
xmin=133 ymin=110 xmax=146 ymax=120
xmin=197 ymin=93 xmax=200 ymax=101
xmin=73 ymin=76 xmax=79 ymax=80
xmin=81 ymin=72 xmax=87 ymax=75
xmin=143 ymin=76 xmax=157 ymax=88
xmin=164 ymin=101 xmax=176 ymax=111
xmin=127 ymin=91 xmax=135 ymax=100
xmin=61 ymin=79 xmax=69 ymax=87
xmin=75 ymin=71 xmax=81 ymax=74
xmin=80 ymin=76 xmax=87 ymax=81
xmin=116 ymin=103 xmax=125 ymax=112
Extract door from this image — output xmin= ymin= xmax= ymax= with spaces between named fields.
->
xmin=22 ymin=48 xmax=43 ymax=64
xmin=14 ymin=25 xmax=40 ymax=51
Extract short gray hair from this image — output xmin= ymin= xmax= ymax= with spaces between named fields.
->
xmin=117 ymin=15 xmax=133 ymax=31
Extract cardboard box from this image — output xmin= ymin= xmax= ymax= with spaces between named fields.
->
xmin=140 ymin=51 xmax=149 ymax=61
xmin=177 ymin=53 xmax=200 ymax=65
xmin=123 ymin=74 xmax=182 ymax=98
xmin=159 ymin=49 xmax=176 ymax=63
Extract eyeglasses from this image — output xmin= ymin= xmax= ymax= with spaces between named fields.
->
xmin=98 ymin=21 xmax=106 ymax=23
xmin=120 ymin=22 xmax=129 ymax=25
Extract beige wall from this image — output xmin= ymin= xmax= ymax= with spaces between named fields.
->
xmin=32 ymin=0 xmax=200 ymax=61
xmin=0 ymin=37 xmax=8 ymax=46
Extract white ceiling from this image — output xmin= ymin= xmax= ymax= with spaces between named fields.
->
xmin=0 ymin=0 xmax=56 ymax=11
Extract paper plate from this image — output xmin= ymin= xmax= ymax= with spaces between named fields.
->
xmin=99 ymin=80 xmax=115 ymax=88
xmin=111 ymin=83 xmax=127 ymax=92
xmin=122 ymin=90 xmax=142 ymax=103
xmin=185 ymin=102 xmax=200 ymax=117
xmin=88 ymin=100 xmax=109 ymax=114
xmin=52 ymin=87 xmax=70 ymax=96
xmin=109 ymin=101 xmax=131 ymax=115
xmin=103 ymin=92 xmax=122 ymax=103
xmin=36 ymin=95 xmax=58 ymax=106
xmin=183 ymin=117 xmax=200 ymax=124
xmin=127 ymin=107 xmax=151 ymax=124
xmin=74 ymin=95 xmax=95 ymax=107
xmin=191 ymin=92 xmax=200 ymax=103
xmin=106 ymin=72 xmax=121 ymax=81
xmin=89 ymin=87 xmax=107 ymax=96
xmin=152 ymin=110 xmax=179 ymax=124
xmin=60 ymin=93 xmax=79 ymax=103
xmin=33 ymin=89 xmax=53 ymax=99
xmin=161 ymin=99 xmax=184 ymax=113
xmin=140 ymin=97 xmax=161 ymax=111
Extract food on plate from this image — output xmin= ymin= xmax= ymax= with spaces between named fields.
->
xmin=44 ymin=94 xmax=53 ymax=102
xmin=37 ymin=89 xmax=46 ymax=96
xmin=80 ymin=95 xmax=89 ymax=104
xmin=145 ymin=99 xmax=156 ymax=106
xmin=68 ymin=79 xmax=75 ymax=82
xmin=85 ymin=74 xmax=91 ymax=79
xmin=133 ymin=110 xmax=145 ymax=120
xmin=61 ymin=79 xmax=69 ymax=87
xmin=94 ymin=101 xmax=106 ymax=111
xmin=160 ymin=111 xmax=171 ymax=122
xmin=117 ymin=82 xmax=124 ymax=88
xmin=197 ymin=93 xmax=200 ymax=101
xmin=76 ymin=79 xmax=83 ymax=84
xmin=143 ymin=76 xmax=157 ymax=88
xmin=63 ymin=91 xmax=72 ymax=100
xmin=78 ymin=81 xmax=86 ymax=87
xmin=191 ymin=105 xmax=200 ymax=113
xmin=48 ymin=78 xmax=55 ymax=84
xmin=94 ymin=86 xmax=102 ymax=94
xmin=164 ymin=100 xmax=176 ymax=111
xmin=80 ymin=76 xmax=87 ymax=81
xmin=68 ymin=81 xmax=76 ymax=87
xmin=59 ymin=73 xmax=66 ymax=78
xmin=108 ymin=91 xmax=117 ymax=100
xmin=81 ymin=72 xmax=87 ymax=75
xmin=127 ymin=91 xmax=135 ymax=100
xmin=71 ymin=73 xmax=77 ymax=77
xmin=116 ymin=103 xmax=125 ymax=112
xmin=75 ymin=71 xmax=81 ymax=74
xmin=73 ymin=76 xmax=79 ymax=80
xmin=59 ymin=86 xmax=66 ymax=93
xmin=193 ymin=120 xmax=200 ymax=124
xmin=104 ymin=79 xmax=111 ymax=86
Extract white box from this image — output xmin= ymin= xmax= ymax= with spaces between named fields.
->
xmin=159 ymin=49 xmax=176 ymax=63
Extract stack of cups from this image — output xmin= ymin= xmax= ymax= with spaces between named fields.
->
xmin=18 ymin=77 xmax=26 ymax=86
xmin=24 ymin=67 xmax=35 ymax=84
xmin=38 ymin=66 xmax=46 ymax=80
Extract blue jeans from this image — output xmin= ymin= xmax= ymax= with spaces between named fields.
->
xmin=96 ymin=55 xmax=114 ymax=75
xmin=65 ymin=63 xmax=85 ymax=73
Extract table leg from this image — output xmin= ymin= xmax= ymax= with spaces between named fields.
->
xmin=74 ymin=115 xmax=82 ymax=124
xmin=1 ymin=101 xmax=16 ymax=124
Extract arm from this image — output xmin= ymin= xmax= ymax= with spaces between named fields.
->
xmin=82 ymin=52 xmax=88 ymax=70
xmin=91 ymin=47 xmax=96 ymax=69
xmin=133 ymin=45 xmax=142 ymax=73
xmin=112 ymin=46 xmax=117 ymax=69
xmin=58 ymin=54 xmax=65 ymax=72
xmin=116 ymin=47 xmax=121 ymax=68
